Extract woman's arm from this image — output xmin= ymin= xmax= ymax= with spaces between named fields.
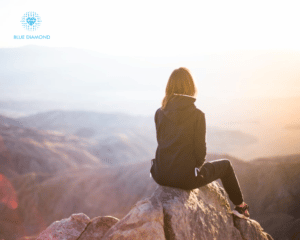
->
xmin=155 ymin=108 xmax=163 ymax=128
xmin=194 ymin=111 xmax=207 ymax=168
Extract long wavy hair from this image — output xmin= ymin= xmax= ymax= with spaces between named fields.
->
xmin=161 ymin=67 xmax=198 ymax=110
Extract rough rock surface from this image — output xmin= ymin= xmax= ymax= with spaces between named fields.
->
xmin=157 ymin=182 xmax=241 ymax=240
xmin=36 ymin=182 xmax=274 ymax=240
xmin=233 ymin=215 xmax=274 ymax=240
xmin=102 ymin=196 xmax=165 ymax=240
xmin=78 ymin=216 xmax=119 ymax=240
xmin=102 ymin=182 xmax=272 ymax=240
xmin=36 ymin=213 xmax=90 ymax=240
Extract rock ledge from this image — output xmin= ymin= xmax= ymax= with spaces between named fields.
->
xmin=36 ymin=182 xmax=273 ymax=240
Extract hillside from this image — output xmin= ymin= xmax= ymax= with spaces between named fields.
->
xmin=242 ymin=155 xmax=300 ymax=239
xmin=1 ymin=154 xmax=299 ymax=239
xmin=0 ymin=119 xmax=104 ymax=178
xmin=0 ymin=114 xmax=299 ymax=239
xmin=16 ymin=110 xmax=258 ymax=163
xmin=17 ymin=111 xmax=157 ymax=165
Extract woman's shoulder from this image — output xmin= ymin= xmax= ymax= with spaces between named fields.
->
xmin=195 ymin=108 xmax=205 ymax=117
xmin=154 ymin=107 xmax=162 ymax=123
xmin=155 ymin=107 xmax=162 ymax=116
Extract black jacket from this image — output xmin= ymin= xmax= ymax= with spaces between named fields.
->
xmin=150 ymin=94 xmax=207 ymax=189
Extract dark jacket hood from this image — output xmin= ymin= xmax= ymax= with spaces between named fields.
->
xmin=162 ymin=94 xmax=196 ymax=124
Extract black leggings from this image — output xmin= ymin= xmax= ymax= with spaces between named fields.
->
xmin=195 ymin=159 xmax=244 ymax=206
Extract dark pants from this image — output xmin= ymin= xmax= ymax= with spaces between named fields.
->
xmin=196 ymin=159 xmax=244 ymax=206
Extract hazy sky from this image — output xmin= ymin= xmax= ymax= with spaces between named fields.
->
xmin=1 ymin=0 xmax=300 ymax=117
xmin=0 ymin=0 xmax=300 ymax=57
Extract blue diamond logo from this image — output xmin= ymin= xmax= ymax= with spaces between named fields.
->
xmin=26 ymin=17 xmax=36 ymax=26
xmin=21 ymin=12 xmax=42 ymax=31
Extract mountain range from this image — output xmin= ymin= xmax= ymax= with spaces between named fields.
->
xmin=0 ymin=113 xmax=299 ymax=239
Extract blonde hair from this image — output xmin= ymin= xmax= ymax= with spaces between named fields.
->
xmin=161 ymin=67 xmax=197 ymax=110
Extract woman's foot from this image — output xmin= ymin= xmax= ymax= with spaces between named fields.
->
xmin=232 ymin=202 xmax=250 ymax=219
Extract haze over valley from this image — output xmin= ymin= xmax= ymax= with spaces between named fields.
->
xmin=1 ymin=45 xmax=300 ymax=160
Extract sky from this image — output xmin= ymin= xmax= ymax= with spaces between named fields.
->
xmin=0 ymin=0 xmax=300 ymax=118
xmin=1 ymin=0 xmax=300 ymax=57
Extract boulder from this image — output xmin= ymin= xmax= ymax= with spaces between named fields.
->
xmin=36 ymin=213 xmax=90 ymax=240
xmin=102 ymin=182 xmax=273 ymax=240
xmin=36 ymin=182 xmax=274 ymax=240
xmin=102 ymin=196 xmax=165 ymax=240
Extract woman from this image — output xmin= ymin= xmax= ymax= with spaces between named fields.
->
xmin=150 ymin=67 xmax=250 ymax=219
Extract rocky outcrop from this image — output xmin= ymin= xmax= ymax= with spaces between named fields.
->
xmin=232 ymin=215 xmax=274 ymax=240
xmin=36 ymin=182 xmax=273 ymax=240
xmin=78 ymin=216 xmax=119 ymax=240
xmin=102 ymin=196 xmax=165 ymax=240
xmin=36 ymin=213 xmax=119 ymax=240
xmin=36 ymin=213 xmax=90 ymax=240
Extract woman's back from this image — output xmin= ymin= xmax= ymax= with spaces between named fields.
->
xmin=150 ymin=93 xmax=206 ymax=189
